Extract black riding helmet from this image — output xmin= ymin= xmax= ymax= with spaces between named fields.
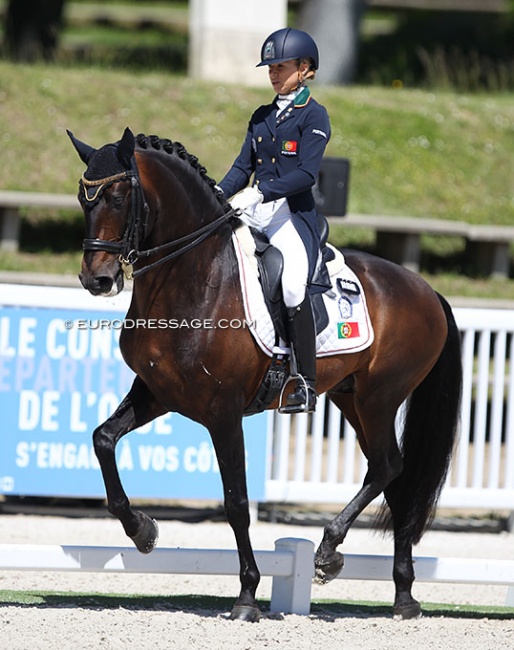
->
xmin=256 ymin=27 xmax=319 ymax=70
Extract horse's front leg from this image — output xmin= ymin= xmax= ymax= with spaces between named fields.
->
xmin=210 ymin=417 xmax=261 ymax=622
xmin=93 ymin=375 xmax=166 ymax=553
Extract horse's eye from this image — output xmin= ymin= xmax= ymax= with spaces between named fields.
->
xmin=111 ymin=194 xmax=125 ymax=208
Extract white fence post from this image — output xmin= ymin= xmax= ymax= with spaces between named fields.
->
xmin=270 ymin=538 xmax=314 ymax=615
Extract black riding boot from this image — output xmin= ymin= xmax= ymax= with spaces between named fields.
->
xmin=282 ymin=297 xmax=317 ymax=414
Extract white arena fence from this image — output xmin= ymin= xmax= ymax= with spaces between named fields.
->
xmin=2 ymin=539 xmax=514 ymax=614
xmin=265 ymin=307 xmax=514 ymax=512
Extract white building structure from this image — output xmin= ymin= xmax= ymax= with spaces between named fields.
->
xmin=189 ymin=0 xmax=288 ymax=87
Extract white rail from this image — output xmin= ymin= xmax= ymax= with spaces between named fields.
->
xmin=2 ymin=540 xmax=514 ymax=614
xmin=0 ymin=538 xmax=314 ymax=615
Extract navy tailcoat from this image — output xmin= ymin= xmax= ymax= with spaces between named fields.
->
xmin=219 ymin=87 xmax=331 ymax=290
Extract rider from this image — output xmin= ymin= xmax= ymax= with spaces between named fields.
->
xmin=218 ymin=27 xmax=331 ymax=413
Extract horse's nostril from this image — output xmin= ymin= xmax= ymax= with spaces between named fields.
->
xmin=80 ymin=274 xmax=114 ymax=296
xmin=93 ymin=276 xmax=114 ymax=293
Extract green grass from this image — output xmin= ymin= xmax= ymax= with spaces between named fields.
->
xmin=419 ymin=273 xmax=514 ymax=301
xmin=324 ymin=90 xmax=514 ymax=226
xmin=2 ymin=61 xmax=513 ymax=223
xmin=311 ymin=600 xmax=514 ymax=620
xmin=1 ymin=61 xmax=514 ymax=297
xmin=0 ymin=590 xmax=513 ymax=620
xmin=0 ymin=251 xmax=82 ymax=276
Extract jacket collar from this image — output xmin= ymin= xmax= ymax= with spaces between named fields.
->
xmin=263 ymin=86 xmax=312 ymax=134
xmin=274 ymin=86 xmax=311 ymax=110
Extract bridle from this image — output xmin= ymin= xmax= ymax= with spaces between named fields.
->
xmin=80 ymin=156 xmax=236 ymax=280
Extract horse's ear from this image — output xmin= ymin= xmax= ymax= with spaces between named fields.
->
xmin=117 ymin=127 xmax=135 ymax=168
xmin=67 ymin=130 xmax=96 ymax=164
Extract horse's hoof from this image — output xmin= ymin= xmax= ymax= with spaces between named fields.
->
xmin=314 ymin=552 xmax=345 ymax=585
xmin=229 ymin=605 xmax=261 ymax=622
xmin=393 ymin=600 xmax=422 ymax=620
xmin=130 ymin=512 xmax=159 ymax=554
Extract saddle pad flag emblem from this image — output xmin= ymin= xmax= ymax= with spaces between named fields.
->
xmin=338 ymin=322 xmax=360 ymax=339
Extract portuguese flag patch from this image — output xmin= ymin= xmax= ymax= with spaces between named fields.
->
xmin=337 ymin=322 xmax=360 ymax=339
xmin=281 ymin=140 xmax=298 ymax=154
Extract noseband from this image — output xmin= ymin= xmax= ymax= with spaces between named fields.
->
xmin=81 ymin=156 xmax=236 ymax=280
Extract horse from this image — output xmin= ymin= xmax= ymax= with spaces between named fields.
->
xmin=68 ymin=127 xmax=462 ymax=622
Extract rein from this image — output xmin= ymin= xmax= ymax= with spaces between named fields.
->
xmin=81 ymin=156 xmax=236 ymax=280
xmin=130 ymin=211 xmax=236 ymax=278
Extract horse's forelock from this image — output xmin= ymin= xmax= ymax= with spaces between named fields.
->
xmin=84 ymin=144 xmax=128 ymax=181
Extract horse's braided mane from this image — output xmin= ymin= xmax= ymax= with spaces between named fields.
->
xmin=135 ymin=133 xmax=229 ymax=210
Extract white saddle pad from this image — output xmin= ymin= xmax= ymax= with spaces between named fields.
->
xmin=232 ymin=226 xmax=374 ymax=358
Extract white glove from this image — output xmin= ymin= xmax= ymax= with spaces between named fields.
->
xmin=230 ymin=187 xmax=264 ymax=216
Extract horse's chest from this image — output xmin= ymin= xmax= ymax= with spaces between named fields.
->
xmin=119 ymin=327 xmax=163 ymax=378
xmin=119 ymin=325 xmax=194 ymax=384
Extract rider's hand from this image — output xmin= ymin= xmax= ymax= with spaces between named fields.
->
xmin=230 ymin=187 xmax=264 ymax=215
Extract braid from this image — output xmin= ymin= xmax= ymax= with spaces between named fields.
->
xmin=134 ymin=133 xmax=229 ymax=208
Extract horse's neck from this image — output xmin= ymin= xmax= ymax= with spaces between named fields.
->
xmin=146 ymin=155 xmax=224 ymax=242
xmin=130 ymin=225 xmax=235 ymax=319
xmin=130 ymin=155 xmax=235 ymax=316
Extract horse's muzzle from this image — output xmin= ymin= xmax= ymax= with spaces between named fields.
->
xmin=79 ymin=268 xmax=124 ymax=296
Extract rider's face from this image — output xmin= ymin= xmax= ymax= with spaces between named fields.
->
xmin=268 ymin=59 xmax=308 ymax=95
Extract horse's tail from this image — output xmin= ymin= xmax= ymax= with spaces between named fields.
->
xmin=377 ymin=293 xmax=462 ymax=546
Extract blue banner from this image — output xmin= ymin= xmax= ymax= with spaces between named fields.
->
xmin=0 ymin=305 xmax=268 ymax=501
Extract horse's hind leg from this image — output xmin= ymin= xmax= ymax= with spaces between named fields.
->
xmin=315 ymin=391 xmax=403 ymax=584
xmin=93 ymin=375 xmax=166 ymax=553
xmin=383 ymin=482 xmax=421 ymax=619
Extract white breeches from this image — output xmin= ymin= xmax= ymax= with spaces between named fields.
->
xmin=242 ymin=198 xmax=308 ymax=308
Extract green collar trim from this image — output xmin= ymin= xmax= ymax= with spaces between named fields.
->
xmin=294 ymin=86 xmax=311 ymax=107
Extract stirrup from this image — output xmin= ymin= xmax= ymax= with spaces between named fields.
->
xmin=278 ymin=375 xmax=316 ymax=414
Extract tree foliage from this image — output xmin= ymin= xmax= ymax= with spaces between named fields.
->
xmin=4 ymin=0 xmax=65 ymax=61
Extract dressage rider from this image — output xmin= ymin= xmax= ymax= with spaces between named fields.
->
xmin=218 ymin=27 xmax=331 ymax=413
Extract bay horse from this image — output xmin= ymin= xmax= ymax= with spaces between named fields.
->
xmin=68 ymin=127 xmax=462 ymax=622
